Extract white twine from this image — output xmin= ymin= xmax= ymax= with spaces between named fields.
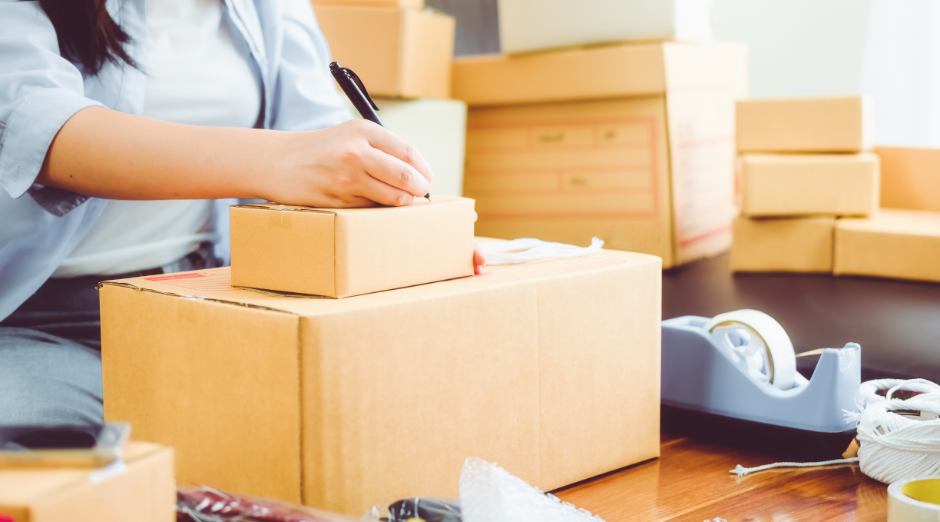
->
xmin=731 ymin=458 xmax=859 ymax=476
xmin=480 ymin=238 xmax=604 ymax=265
xmin=731 ymin=379 xmax=940 ymax=483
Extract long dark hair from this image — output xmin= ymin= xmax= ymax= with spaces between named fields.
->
xmin=36 ymin=0 xmax=136 ymax=75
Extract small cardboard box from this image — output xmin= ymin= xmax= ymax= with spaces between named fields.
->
xmin=731 ymin=216 xmax=835 ymax=273
xmin=497 ymin=0 xmax=714 ymax=55
xmin=0 ymin=443 xmax=175 ymax=522
xmin=834 ymin=208 xmax=940 ymax=283
xmin=229 ymin=197 xmax=475 ymax=298
xmin=454 ymin=43 xmax=747 ymax=268
xmin=739 ymin=153 xmax=880 ymax=217
xmin=876 ymin=146 xmax=940 ymax=213
xmin=101 ymin=249 xmax=662 ymax=514
xmin=314 ymin=5 xmax=454 ymax=99
xmin=736 ymin=96 xmax=873 ymax=153
xmin=359 ymin=97 xmax=467 ymax=196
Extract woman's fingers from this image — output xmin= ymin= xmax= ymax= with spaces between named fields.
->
xmin=359 ymin=146 xmax=430 ymax=199
xmin=473 ymin=240 xmax=486 ymax=275
xmin=353 ymin=169 xmax=417 ymax=207
xmin=363 ymin=122 xmax=434 ymax=184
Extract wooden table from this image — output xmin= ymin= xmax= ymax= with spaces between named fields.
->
xmin=555 ymin=432 xmax=888 ymax=522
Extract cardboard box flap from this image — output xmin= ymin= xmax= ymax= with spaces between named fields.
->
xmin=100 ymin=250 xmax=660 ymax=318
xmin=451 ymin=42 xmax=747 ymax=106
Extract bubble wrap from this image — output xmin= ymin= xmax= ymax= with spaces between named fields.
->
xmin=459 ymin=458 xmax=606 ymax=522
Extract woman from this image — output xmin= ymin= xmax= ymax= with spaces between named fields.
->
xmin=0 ymin=0 xmax=485 ymax=427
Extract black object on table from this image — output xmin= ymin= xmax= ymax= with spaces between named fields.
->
xmin=663 ymin=253 xmax=940 ymax=383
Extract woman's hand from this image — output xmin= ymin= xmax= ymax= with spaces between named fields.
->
xmin=261 ymin=119 xmax=434 ymax=208
xmin=473 ymin=241 xmax=486 ymax=275
xmin=38 ymin=108 xmax=433 ymax=208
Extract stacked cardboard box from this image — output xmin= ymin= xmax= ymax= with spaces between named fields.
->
xmin=102 ymin=247 xmax=662 ymax=514
xmin=832 ymin=146 xmax=940 ymax=283
xmin=0 ymin=443 xmax=175 ymax=522
xmin=730 ymin=96 xmax=880 ymax=273
xmin=102 ymin=199 xmax=663 ymax=514
xmin=451 ymin=5 xmax=745 ymax=269
xmin=313 ymin=0 xmax=467 ymax=196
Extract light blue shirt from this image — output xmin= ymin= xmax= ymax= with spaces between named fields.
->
xmin=0 ymin=0 xmax=352 ymax=321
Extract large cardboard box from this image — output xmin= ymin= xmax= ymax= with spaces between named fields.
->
xmin=834 ymin=208 xmax=940 ymax=282
xmin=314 ymin=5 xmax=454 ymax=99
xmin=739 ymin=153 xmax=880 ymax=217
xmin=0 ymin=443 xmax=175 ymax=522
xmin=736 ymin=96 xmax=873 ymax=153
xmin=731 ymin=216 xmax=834 ymax=273
xmin=100 ymin=249 xmax=662 ymax=514
xmin=230 ymin=198 xmax=474 ymax=297
xmin=454 ymin=43 xmax=747 ymax=268
xmin=876 ymin=146 xmax=940 ymax=213
xmin=358 ymin=97 xmax=467 ymax=196
xmin=497 ymin=0 xmax=714 ymax=55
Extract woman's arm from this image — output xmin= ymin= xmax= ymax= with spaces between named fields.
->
xmin=37 ymin=107 xmax=433 ymax=207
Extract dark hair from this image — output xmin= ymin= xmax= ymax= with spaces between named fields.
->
xmin=36 ymin=0 xmax=137 ymax=76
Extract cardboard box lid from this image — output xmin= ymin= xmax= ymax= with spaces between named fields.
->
xmin=103 ymin=249 xmax=660 ymax=318
xmin=0 ymin=443 xmax=168 ymax=509
xmin=451 ymin=42 xmax=747 ymax=106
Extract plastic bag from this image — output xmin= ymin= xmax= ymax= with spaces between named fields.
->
xmin=365 ymin=497 xmax=461 ymax=522
xmin=176 ymin=486 xmax=362 ymax=522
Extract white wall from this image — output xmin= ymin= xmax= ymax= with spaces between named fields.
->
xmin=859 ymin=0 xmax=940 ymax=147
xmin=715 ymin=0 xmax=940 ymax=147
xmin=713 ymin=0 xmax=871 ymax=98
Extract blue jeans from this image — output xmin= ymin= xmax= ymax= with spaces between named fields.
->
xmin=0 ymin=244 xmax=218 ymax=426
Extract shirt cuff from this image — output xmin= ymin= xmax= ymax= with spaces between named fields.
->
xmin=0 ymin=88 xmax=104 ymax=199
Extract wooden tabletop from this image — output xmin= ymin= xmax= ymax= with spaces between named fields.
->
xmin=554 ymin=432 xmax=888 ymax=522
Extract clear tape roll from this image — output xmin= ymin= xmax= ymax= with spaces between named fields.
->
xmin=704 ymin=309 xmax=797 ymax=390
xmin=888 ymin=477 xmax=940 ymax=522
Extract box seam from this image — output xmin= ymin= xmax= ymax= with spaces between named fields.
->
xmin=534 ymin=282 xmax=542 ymax=487
xmin=296 ymin=318 xmax=305 ymax=504
xmin=97 ymin=282 xmax=300 ymax=316
xmin=660 ymin=92 xmax=679 ymax=268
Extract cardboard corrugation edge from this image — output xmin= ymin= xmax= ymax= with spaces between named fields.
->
xmin=96 ymin=282 xmax=297 ymax=315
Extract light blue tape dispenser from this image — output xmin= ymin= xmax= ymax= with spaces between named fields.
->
xmin=661 ymin=309 xmax=861 ymax=459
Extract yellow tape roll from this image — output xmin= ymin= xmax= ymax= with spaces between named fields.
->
xmin=888 ymin=477 xmax=940 ymax=521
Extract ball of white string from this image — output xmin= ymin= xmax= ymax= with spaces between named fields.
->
xmin=847 ymin=378 xmax=940 ymax=484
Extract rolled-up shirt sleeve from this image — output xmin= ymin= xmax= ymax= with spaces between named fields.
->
xmin=0 ymin=2 xmax=104 ymax=200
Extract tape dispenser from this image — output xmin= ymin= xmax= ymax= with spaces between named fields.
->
xmin=662 ymin=310 xmax=860 ymax=459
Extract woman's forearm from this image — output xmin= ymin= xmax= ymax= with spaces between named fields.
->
xmin=38 ymin=107 xmax=275 ymax=200
xmin=36 ymin=106 xmax=434 ymax=207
